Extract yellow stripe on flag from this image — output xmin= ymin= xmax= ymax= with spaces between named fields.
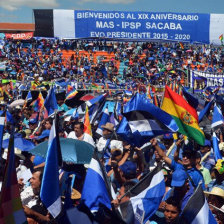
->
xmin=162 ymin=97 xmax=203 ymax=135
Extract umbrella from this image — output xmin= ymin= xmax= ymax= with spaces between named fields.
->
xmin=9 ymin=99 xmax=25 ymax=108
xmin=29 ymin=138 xmax=94 ymax=164
xmin=2 ymin=137 xmax=35 ymax=151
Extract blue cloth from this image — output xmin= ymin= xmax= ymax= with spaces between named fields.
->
xmin=171 ymin=160 xmax=205 ymax=190
xmin=44 ymin=87 xmax=58 ymax=116
xmin=212 ymin=133 xmax=222 ymax=162
xmin=40 ymin=120 xmax=61 ymax=218
xmin=117 ymin=93 xmax=179 ymax=147
xmin=129 ymin=167 xmax=165 ymax=223
xmin=81 ymin=152 xmax=112 ymax=211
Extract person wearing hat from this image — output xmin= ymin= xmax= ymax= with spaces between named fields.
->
xmin=199 ymin=139 xmax=215 ymax=171
xmin=29 ymin=118 xmax=38 ymax=131
xmin=111 ymin=160 xmax=138 ymax=186
xmin=205 ymin=187 xmax=224 ymax=224
xmin=207 ymin=159 xmax=224 ymax=192
xmin=148 ymin=141 xmax=170 ymax=172
xmin=96 ymin=122 xmax=123 ymax=159
xmin=163 ymin=169 xmax=194 ymax=212
xmin=151 ymin=138 xmax=205 ymax=190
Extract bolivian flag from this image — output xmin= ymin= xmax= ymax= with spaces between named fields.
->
xmin=84 ymin=105 xmax=92 ymax=136
xmin=65 ymin=89 xmax=78 ymax=101
xmin=161 ymin=85 xmax=205 ymax=145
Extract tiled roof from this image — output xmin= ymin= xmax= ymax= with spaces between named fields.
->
xmin=0 ymin=23 xmax=35 ymax=31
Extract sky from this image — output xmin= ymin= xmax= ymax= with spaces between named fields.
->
xmin=0 ymin=0 xmax=224 ymax=23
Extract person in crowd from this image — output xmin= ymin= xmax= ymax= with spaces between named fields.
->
xmin=57 ymin=94 xmax=69 ymax=112
xmin=21 ymin=168 xmax=51 ymax=223
xmin=151 ymin=197 xmax=183 ymax=224
xmin=163 ymin=169 xmax=194 ymax=212
xmin=43 ymin=118 xmax=53 ymax=130
xmin=1 ymin=38 xmax=224 ymax=223
xmin=199 ymin=139 xmax=215 ymax=171
xmin=207 ymin=159 xmax=224 ymax=191
xmin=28 ymin=118 xmax=38 ymax=134
xmin=151 ymin=138 xmax=205 ymax=189
xmin=195 ymin=152 xmax=212 ymax=188
xmin=67 ymin=121 xmax=95 ymax=147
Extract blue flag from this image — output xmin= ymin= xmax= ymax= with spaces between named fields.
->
xmin=182 ymin=87 xmax=205 ymax=111
xmin=26 ymin=90 xmax=32 ymax=102
xmin=40 ymin=118 xmax=62 ymax=218
xmin=134 ymin=205 xmax=145 ymax=224
xmin=129 ymin=164 xmax=165 ymax=223
xmin=117 ymin=93 xmax=178 ymax=147
xmin=199 ymin=100 xmax=214 ymax=123
xmin=86 ymin=93 xmax=107 ymax=107
xmin=211 ymin=104 xmax=224 ymax=130
xmin=6 ymin=111 xmax=14 ymax=124
xmin=180 ymin=184 xmax=217 ymax=224
xmin=212 ymin=132 xmax=222 ymax=162
xmin=96 ymin=108 xmax=110 ymax=136
xmin=81 ymin=152 xmax=112 ymax=211
xmin=44 ymin=87 xmax=58 ymax=116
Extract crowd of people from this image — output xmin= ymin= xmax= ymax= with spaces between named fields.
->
xmin=1 ymin=38 xmax=224 ymax=89
xmin=0 ymin=37 xmax=224 ymax=224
